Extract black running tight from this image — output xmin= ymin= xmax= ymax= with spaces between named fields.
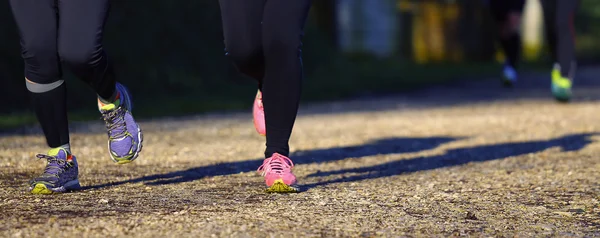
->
xmin=489 ymin=0 xmax=525 ymax=68
xmin=219 ymin=0 xmax=312 ymax=158
xmin=541 ymin=0 xmax=580 ymax=77
xmin=9 ymin=0 xmax=116 ymax=148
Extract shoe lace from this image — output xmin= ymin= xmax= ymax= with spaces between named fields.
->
xmin=36 ymin=154 xmax=67 ymax=177
xmin=101 ymin=107 xmax=127 ymax=139
xmin=257 ymin=153 xmax=294 ymax=176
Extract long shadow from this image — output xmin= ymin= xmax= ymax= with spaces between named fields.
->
xmin=81 ymin=136 xmax=459 ymax=190
xmin=302 ymin=133 xmax=596 ymax=190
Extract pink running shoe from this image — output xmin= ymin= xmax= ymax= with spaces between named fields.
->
xmin=253 ymin=90 xmax=266 ymax=136
xmin=257 ymin=153 xmax=298 ymax=193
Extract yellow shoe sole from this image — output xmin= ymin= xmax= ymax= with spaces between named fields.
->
xmin=116 ymin=160 xmax=133 ymax=165
xmin=266 ymin=179 xmax=298 ymax=193
xmin=31 ymin=184 xmax=54 ymax=195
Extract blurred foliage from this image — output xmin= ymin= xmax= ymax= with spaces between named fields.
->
xmin=399 ymin=0 xmax=496 ymax=63
xmin=574 ymin=0 xmax=600 ymax=60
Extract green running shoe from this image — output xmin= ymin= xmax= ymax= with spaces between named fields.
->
xmin=551 ymin=63 xmax=573 ymax=102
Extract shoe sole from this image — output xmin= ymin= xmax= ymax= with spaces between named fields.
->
xmin=30 ymin=179 xmax=81 ymax=195
xmin=110 ymin=83 xmax=144 ymax=164
xmin=265 ymin=179 xmax=298 ymax=193
xmin=552 ymin=85 xmax=572 ymax=103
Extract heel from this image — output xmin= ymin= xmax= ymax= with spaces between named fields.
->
xmin=64 ymin=179 xmax=81 ymax=191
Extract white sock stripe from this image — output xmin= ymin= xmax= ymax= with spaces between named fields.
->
xmin=26 ymin=80 xmax=64 ymax=93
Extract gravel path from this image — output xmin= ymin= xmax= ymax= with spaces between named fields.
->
xmin=1 ymin=67 xmax=600 ymax=237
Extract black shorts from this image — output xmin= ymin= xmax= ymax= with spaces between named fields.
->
xmin=488 ymin=0 xmax=525 ymax=22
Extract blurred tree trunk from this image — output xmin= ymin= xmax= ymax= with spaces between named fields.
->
xmin=363 ymin=0 xmax=398 ymax=57
xmin=457 ymin=0 xmax=496 ymax=62
xmin=336 ymin=0 xmax=398 ymax=57
xmin=397 ymin=0 xmax=413 ymax=59
xmin=410 ymin=0 xmax=455 ymax=63
xmin=406 ymin=0 xmax=496 ymax=63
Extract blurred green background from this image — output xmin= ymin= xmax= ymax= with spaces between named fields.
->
xmin=1 ymin=0 xmax=600 ymax=129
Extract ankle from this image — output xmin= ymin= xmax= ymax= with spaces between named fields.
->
xmin=48 ymin=144 xmax=71 ymax=158
xmin=98 ymin=89 xmax=121 ymax=105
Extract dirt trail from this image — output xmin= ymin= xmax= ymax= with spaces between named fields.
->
xmin=1 ymin=67 xmax=600 ymax=237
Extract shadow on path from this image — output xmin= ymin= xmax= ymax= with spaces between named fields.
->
xmin=301 ymin=133 xmax=596 ymax=190
xmin=83 ymin=133 xmax=595 ymax=191
xmin=81 ymin=136 xmax=458 ymax=190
